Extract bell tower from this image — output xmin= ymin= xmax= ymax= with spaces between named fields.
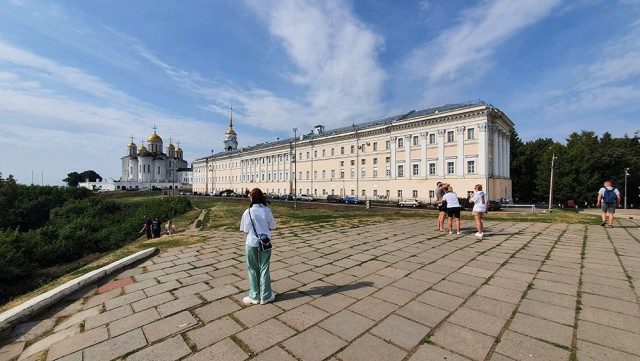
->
xmin=224 ymin=105 xmax=238 ymax=152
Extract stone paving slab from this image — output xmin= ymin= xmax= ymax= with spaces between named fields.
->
xmin=2 ymin=218 xmax=640 ymax=360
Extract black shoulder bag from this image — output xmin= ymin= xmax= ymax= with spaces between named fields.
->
xmin=248 ymin=208 xmax=272 ymax=251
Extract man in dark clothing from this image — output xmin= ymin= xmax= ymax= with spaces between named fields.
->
xmin=435 ymin=182 xmax=449 ymax=231
xmin=151 ymin=216 xmax=163 ymax=238
xmin=140 ymin=215 xmax=152 ymax=240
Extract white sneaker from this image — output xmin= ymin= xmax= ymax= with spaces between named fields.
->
xmin=243 ymin=296 xmax=259 ymax=305
xmin=475 ymin=232 xmax=483 ymax=238
xmin=449 ymin=231 xmax=453 ymax=234
xmin=456 ymin=231 xmax=461 ymax=235
xmin=260 ymin=294 xmax=276 ymax=305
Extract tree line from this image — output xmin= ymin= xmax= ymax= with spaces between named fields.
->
xmin=510 ymin=130 xmax=640 ymax=207
xmin=0 ymin=174 xmax=192 ymax=305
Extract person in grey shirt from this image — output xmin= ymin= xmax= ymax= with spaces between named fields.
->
xmin=435 ymin=182 xmax=449 ymax=232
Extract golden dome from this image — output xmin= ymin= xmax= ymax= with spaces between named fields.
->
xmin=138 ymin=145 xmax=148 ymax=152
xmin=167 ymin=143 xmax=175 ymax=149
xmin=147 ymin=132 xmax=162 ymax=142
xmin=226 ymin=126 xmax=236 ymax=135
xmin=128 ymin=142 xmax=137 ymax=148
xmin=176 ymin=147 xmax=183 ymax=152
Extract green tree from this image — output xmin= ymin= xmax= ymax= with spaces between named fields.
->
xmin=63 ymin=170 xmax=102 ymax=187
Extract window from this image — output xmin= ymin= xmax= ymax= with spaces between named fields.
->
xmin=351 ymin=145 xmax=355 ymax=153
xmin=412 ymin=190 xmax=418 ymax=198
xmin=447 ymin=131 xmax=455 ymax=142
xmin=361 ymin=159 xmax=366 ymax=165
xmin=360 ymin=144 xmax=365 ymax=153
xmin=373 ymin=168 xmax=378 ymax=177
xmin=412 ymin=164 xmax=419 ymax=176
xmin=340 ymin=147 xmax=345 ymax=155
xmin=386 ymin=157 xmax=390 ymax=164
xmin=467 ymin=160 xmax=476 ymax=174
xmin=322 ymin=149 xmax=326 ymax=157
xmin=322 ymin=170 xmax=326 ymax=179
xmin=373 ymin=142 xmax=378 ymax=151
xmin=447 ymin=162 xmax=455 ymax=174
xmin=157 ymin=166 xmax=160 ymax=174
xmin=386 ymin=167 xmax=391 ymax=176
xmin=373 ymin=158 xmax=378 ymax=165
xmin=373 ymin=190 xmax=378 ymax=197
xmin=429 ymin=163 xmax=436 ymax=175
xmin=331 ymin=170 xmax=335 ymax=178
xmin=331 ymin=148 xmax=335 ymax=156
xmin=398 ymin=190 xmax=403 ymax=198
xmin=340 ymin=161 xmax=344 ymax=166
xmin=413 ymin=136 xmax=419 ymax=146
xmin=386 ymin=140 xmax=390 ymax=149
xmin=398 ymin=165 xmax=404 ymax=177
xmin=467 ymin=128 xmax=475 ymax=140
xmin=350 ymin=169 xmax=355 ymax=178
xmin=314 ymin=150 xmax=317 ymax=158
xmin=306 ymin=152 xmax=310 ymax=159
xmin=351 ymin=189 xmax=355 ymax=196
xmin=429 ymin=134 xmax=436 ymax=144
xmin=350 ymin=160 xmax=355 ymax=166
xmin=313 ymin=171 xmax=317 ymax=179
xmin=429 ymin=190 xmax=435 ymax=198
xmin=398 ymin=138 xmax=404 ymax=148
xmin=361 ymin=170 xmax=366 ymax=177
xmin=340 ymin=171 xmax=345 ymax=178
xmin=362 ymin=190 xmax=366 ymax=196
xmin=299 ymin=171 xmax=302 ymax=180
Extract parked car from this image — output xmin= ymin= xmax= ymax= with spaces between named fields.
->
xmin=399 ymin=199 xmax=422 ymax=207
xmin=487 ymin=200 xmax=502 ymax=211
xmin=344 ymin=196 xmax=359 ymax=204
xmin=326 ymin=195 xmax=344 ymax=203
xmin=280 ymin=194 xmax=294 ymax=201
xmin=299 ymin=194 xmax=315 ymax=201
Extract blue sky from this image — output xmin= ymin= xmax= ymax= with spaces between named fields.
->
xmin=1 ymin=0 xmax=639 ymax=186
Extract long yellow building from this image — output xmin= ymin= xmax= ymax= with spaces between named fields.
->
xmin=192 ymin=100 xmax=514 ymax=202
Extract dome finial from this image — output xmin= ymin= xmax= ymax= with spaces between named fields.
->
xmin=226 ymin=104 xmax=236 ymax=135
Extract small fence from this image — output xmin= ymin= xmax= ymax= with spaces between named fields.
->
xmin=500 ymin=204 xmax=537 ymax=213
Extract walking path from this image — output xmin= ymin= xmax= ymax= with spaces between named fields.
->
xmin=1 ymin=216 xmax=639 ymax=361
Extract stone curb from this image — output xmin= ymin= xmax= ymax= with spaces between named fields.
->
xmin=0 ymin=248 xmax=158 ymax=332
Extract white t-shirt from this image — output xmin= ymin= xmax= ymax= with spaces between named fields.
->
xmin=472 ymin=191 xmax=487 ymax=212
xmin=442 ymin=192 xmax=461 ymax=208
xmin=240 ymin=204 xmax=276 ymax=247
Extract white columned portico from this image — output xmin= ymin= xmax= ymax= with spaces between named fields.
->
xmin=390 ymin=136 xmax=397 ymax=178
xmin=420 ymin=132 xmax=427 ymax=177
xmin=492 ymin=125 xmax=500 ymax=177
xmin=457 ymin=126 xmax=465 ymax=176
xmin=501 ymin=131 xmax=508 ymax=178
xmin=505 ymin=134 xmax=510 ymax=179
xmin=478 ymin=122 xmax=487 ymax=176
xmin=405 ymin=135 xmax=411 ymax=179
xmin=437 ymin=129 xmax=445 ymax=176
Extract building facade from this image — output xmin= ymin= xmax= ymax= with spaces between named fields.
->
xmin=79 ymin=128 xmax=192 ymax=191
xmin=192 ymin=101 xmax=514 ymax=202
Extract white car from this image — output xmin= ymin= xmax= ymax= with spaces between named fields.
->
xmin=299 ymin=194 xmax=315 ymax=201
xmin=399 ymin=199 xmax=422 ymax=207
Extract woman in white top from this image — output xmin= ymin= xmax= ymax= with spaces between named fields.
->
xmin=240 ymin=188 xmax=276 ymax=305
xmin=469 ymin=184 xmax=487 ymax=238
xmin=440 ymin=186 xmax=462 ymax=234
xmin=165 ymin=219 xmax=175 ymax=235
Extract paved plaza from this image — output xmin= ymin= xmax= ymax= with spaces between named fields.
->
xmin=1 ymin=216 xmax=640 ymax=361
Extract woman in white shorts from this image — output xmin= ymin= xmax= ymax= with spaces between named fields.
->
xmin=469 ymin=184 xmax=487 ymax=238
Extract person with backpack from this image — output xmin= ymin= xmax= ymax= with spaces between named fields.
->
xmin=597 ymin=181 xmax=621 ymax=228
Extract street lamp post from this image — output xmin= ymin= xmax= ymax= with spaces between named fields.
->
xmin=211 ymin=150 xmax=214 ymax=196
xmin=293 ymin=128 xmax=298 ymax=210
xmin=624 ymin=167 xmax=630 ymax=209
xmin=548 ymin=151 xmax=557 ymax=213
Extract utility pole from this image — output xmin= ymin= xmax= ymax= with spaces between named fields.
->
xmin=548 ymin=151 xmax=557 ymax=213
xmin=624 ymin=167 xmax=630 ymax=209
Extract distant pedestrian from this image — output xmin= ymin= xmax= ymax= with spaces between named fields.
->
xmin=435 ymin=182 xmax=449 ymax=232
xmin=151 ymin=216 xmax=163 ymax=238
xmin=139 ymin=215 xmax=152 ymax=240
xmin=469 ymin=184 xmax=487 ymax=238
xmin=165 ymin=219 xmax=175 ymax=235
xmin=438 ymin=186 xmax=462 ymax=234
xmin=240 ymin=188 xmax=276 ymax=305
xmin=597 ymin=181 xmax=621 ymax=228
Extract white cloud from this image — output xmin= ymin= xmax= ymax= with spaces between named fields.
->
xmin=406 ymin=0 xmax=561 ymax=82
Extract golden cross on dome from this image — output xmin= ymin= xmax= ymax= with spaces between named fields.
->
xmin=152 ymin=124 xmax=158 ymax=133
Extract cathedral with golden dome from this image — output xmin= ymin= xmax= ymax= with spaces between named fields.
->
xmin=118 ymin=127 xmax=190 ymax=189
